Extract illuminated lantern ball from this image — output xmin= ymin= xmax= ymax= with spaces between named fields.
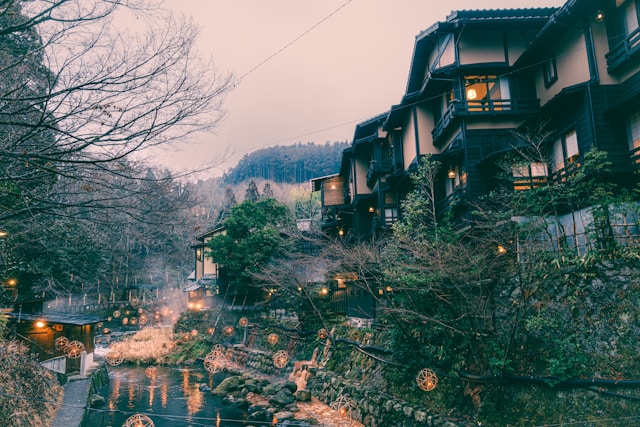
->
xmin=145 ymin=366 xmax=157 ymax=379
xmin=139 ymin=316 xmax=147 ymax=325
xmin=64 ymin=340 xmax=86 ymax=359
xmin=130 ymin=317 xmax=138 ymax=326
xmin=416 ymin=368 xmax=438 ymax=392
xmin=318 ymin=328 xmax=329 ymax=340
xmin=96 ymin=322 xmax=103 ymax=328
xmin=55 ymin=336 xmax=70 ymax=352
xmin=273 ymin=350 xmax=289 ymax=368
xmin=223 ymin=325 xmax=235 ymax=336
xmin=211 ymin=344 xmax=226 ymax=358
xmin=191 ymin=329 xmax=198 ymax=337
xmin=102 ymin=328 xmax=111 ymax=334
xmin=330 ymin=395 xmax=355 ymax=422
xmin=238 ymin=317 xmax=248 ymax=327
xmin=267 ymin=333 xmax=279 ymax=345
xmin=122 ymin=413 xmax=155 ymax=427
xmin=105 ymin=350 xmax=124 ymax=366
xmin=204 ymin=352 xmax=225 ymax=373
xmin=122 ymin=317 xmax=129 ymax=326
xmin=113 ymin=310 xmax=120 ymax=318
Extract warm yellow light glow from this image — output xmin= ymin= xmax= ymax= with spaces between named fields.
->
xmin=0 ymin=230 xmax=7 ymax=238
xmin=594 ymin=10 xmax=604 ymax=22
xmin=338 ymin=229 xmax=344 ymax=237
xmin=368 ymin=206 xmax=374 ymax=213
xmin=36 ymin=321 xmax=45 ymax=328
xmin=497 ymin=245 xmax=507 ymax=254
xmin=385 ymin=286 xmax=393 ymax=293
xmin=5 ymin=278 xmax=17 ymax=287
xmin=448 ymin=169 xmax=456 ymax=179
xmin=320 ymin=287 xmax=329 ymax=296
xmin=466 ymin=88 xmax=477 ymax=100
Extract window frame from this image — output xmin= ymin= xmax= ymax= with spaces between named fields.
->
xmin=543 ymin=56 xmax=558 ymax=88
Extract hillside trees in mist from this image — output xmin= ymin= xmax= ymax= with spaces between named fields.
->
xmin=223 ymin=141 xmax=348 ymax=184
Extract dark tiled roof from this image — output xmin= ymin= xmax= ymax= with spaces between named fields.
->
xmin=5 ymin=312 xmax=105 ymax=325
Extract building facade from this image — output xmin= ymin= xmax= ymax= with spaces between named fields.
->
xmin=313 ymin=0 xmax=640 ymax=242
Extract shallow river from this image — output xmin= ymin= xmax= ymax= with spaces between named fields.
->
xmin=83 ymin=365 xmax=247 ymax=427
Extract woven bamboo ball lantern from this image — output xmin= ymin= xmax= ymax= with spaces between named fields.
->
xmin=204 ymin=352 xmax=225 ymax=373
xmin=145 ymin=366 xmax=157 ymax=379
xmin=267 ymin=333 xmax=279 ymax=345
xmin=318 ymin=328 xmax=329 ymax=339
xmin=64 ymin=340 xmax=86 ymax=359
xmin=106 ymin=350 xmax=124 ymax=366
xmin=55 ymin=336 xmax=70 ymax=352
xmin=330 ymin=395 xmax=355 ymax=422
xmin=211 ymin=343 xmax=226 ymax=358
xmin=121 ymin=317 xmax=129 ymax=325
xmin=223 ymin=325 xmax=235 ymax=336
xmin=273 ymin=350 xmax=289 ymax=368
xmin=113 ymin=310 xmax=120 ymax=318
xmin=416 ymin=368 xmax=438 ymax=391
xmin=122 ymin=413 xmax=154 ymax=427
xmin=238 ymin=317 xmax=248 ymax=327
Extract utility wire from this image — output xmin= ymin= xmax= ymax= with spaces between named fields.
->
xmin=237 ymin=0 xmax=353 ymax=82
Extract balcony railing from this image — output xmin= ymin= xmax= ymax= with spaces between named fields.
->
xmin=606 ymin=27 xmax=640 ymax=73
xmin=432 ymin=98 xmax=540 ymax=143
xmin=631 ymin=146 xmax=640 ymax=171
xmin=366 ymin=160 xmax=392 ymax=186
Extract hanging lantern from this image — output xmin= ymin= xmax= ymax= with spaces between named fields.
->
xmin=55 ymin=336 xmax=70 ymax=352
xmin=330 ymin=395 xmax=355 ymax=423
xmin=139 ymin=315 xmax=147 ymax=325
xmin=96 ymin=322 xmax=103 ymax=328
xmin=64 ymin=340 xmax=86 ymax=359
xmin=145 ymin=366 xmax=157 ymax=379
xmin=102 ymin=328 xmax=111 ymax=334
xmin=204 ymin=352 xmax=225 ymax=373
xmin=130 ymin=317 xmax=138 ymax=326
xmin=122 ymin=317 xmax=129 ymax=326
xmin=138 ymin=308 xmax=144 ymax=314
xmin=191 ymin=329 xmax=198 ymax=337
xmin=238 ymin=317 xmax=248 ymax=327
xmin=122 ymin=413 xmax=155 ymax=427
xmin=113 ymin=310 xmax=120 ymax=318
xmin=318 ymin=328 xmax=329 ymax=340
xmin=223 ymin=325 xmax=235 ymax=336
xmin=267 ymin=333 xmax=279 ymax=345
xmin=273 ymin=350 xmax=289 ymax=368
xmin=105 ymin=350 xmax=124 ymax=366
xmin=416 ymin=368 xmax=438 ymax=391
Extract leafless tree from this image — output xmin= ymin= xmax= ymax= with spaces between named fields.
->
xmin=0 ymin=0 xmax=234 ymax=225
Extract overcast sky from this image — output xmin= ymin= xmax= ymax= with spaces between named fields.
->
xmin=151 ymin=0 xmax=565 ymax=176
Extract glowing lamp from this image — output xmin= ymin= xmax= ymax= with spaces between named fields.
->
xmin=466 ymin=88 xmax=477 ymax=100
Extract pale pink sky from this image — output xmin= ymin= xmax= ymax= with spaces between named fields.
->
xmin=152 ymin=0 xmax=565 ymax=176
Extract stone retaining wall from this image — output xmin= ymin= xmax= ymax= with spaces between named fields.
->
xmin=229 ymin=345 xmax=474 ymax=427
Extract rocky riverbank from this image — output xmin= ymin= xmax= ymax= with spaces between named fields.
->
xmin=220 ymin=361 xmax=365 ymax=427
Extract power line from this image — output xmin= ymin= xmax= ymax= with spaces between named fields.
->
xmin=237 ymin=0 xmax=353 ymax=82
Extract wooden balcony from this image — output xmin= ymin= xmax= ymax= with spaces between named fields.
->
xmin=366 ymin=160 xmax=392 ymax=186
xmin=631 ymin=146 xmax=640 ymax=171
xmin=432 ymin=98 xmax=540 ymax=143
xmin=606 ymin=27 xmax=640 ymax=73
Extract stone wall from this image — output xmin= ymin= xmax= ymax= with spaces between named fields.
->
xmin=228 ymin=345 xmax=474 ymax=427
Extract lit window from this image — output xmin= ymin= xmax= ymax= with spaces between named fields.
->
xmin=464 ymin=75 xmax=511 ymax=111
xmin=552 ymin=129 xmax=579 ymax=172
xmin=512 ymin=162 xmax=548 ymax=191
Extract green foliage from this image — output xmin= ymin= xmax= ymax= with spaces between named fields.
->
xmin=208 ymin=198 xmax=294 ymax=291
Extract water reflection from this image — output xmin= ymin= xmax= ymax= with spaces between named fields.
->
xmin=84 ymin=365 xmax=245 ymax=427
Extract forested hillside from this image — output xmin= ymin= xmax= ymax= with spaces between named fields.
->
xmin=223 ymin=141 xmax=348 ymax=184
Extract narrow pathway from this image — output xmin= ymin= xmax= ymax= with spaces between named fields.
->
xmin=51 ymin=375 xmax=90 ymax=427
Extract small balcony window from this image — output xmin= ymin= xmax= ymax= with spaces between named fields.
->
xmin=512 ymin=162 xmax=548 ymax=191
xmin=464 ymin=75 xmax=511 ymax=111
xmin=543 ymin=56 xmax=558 ymax=87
